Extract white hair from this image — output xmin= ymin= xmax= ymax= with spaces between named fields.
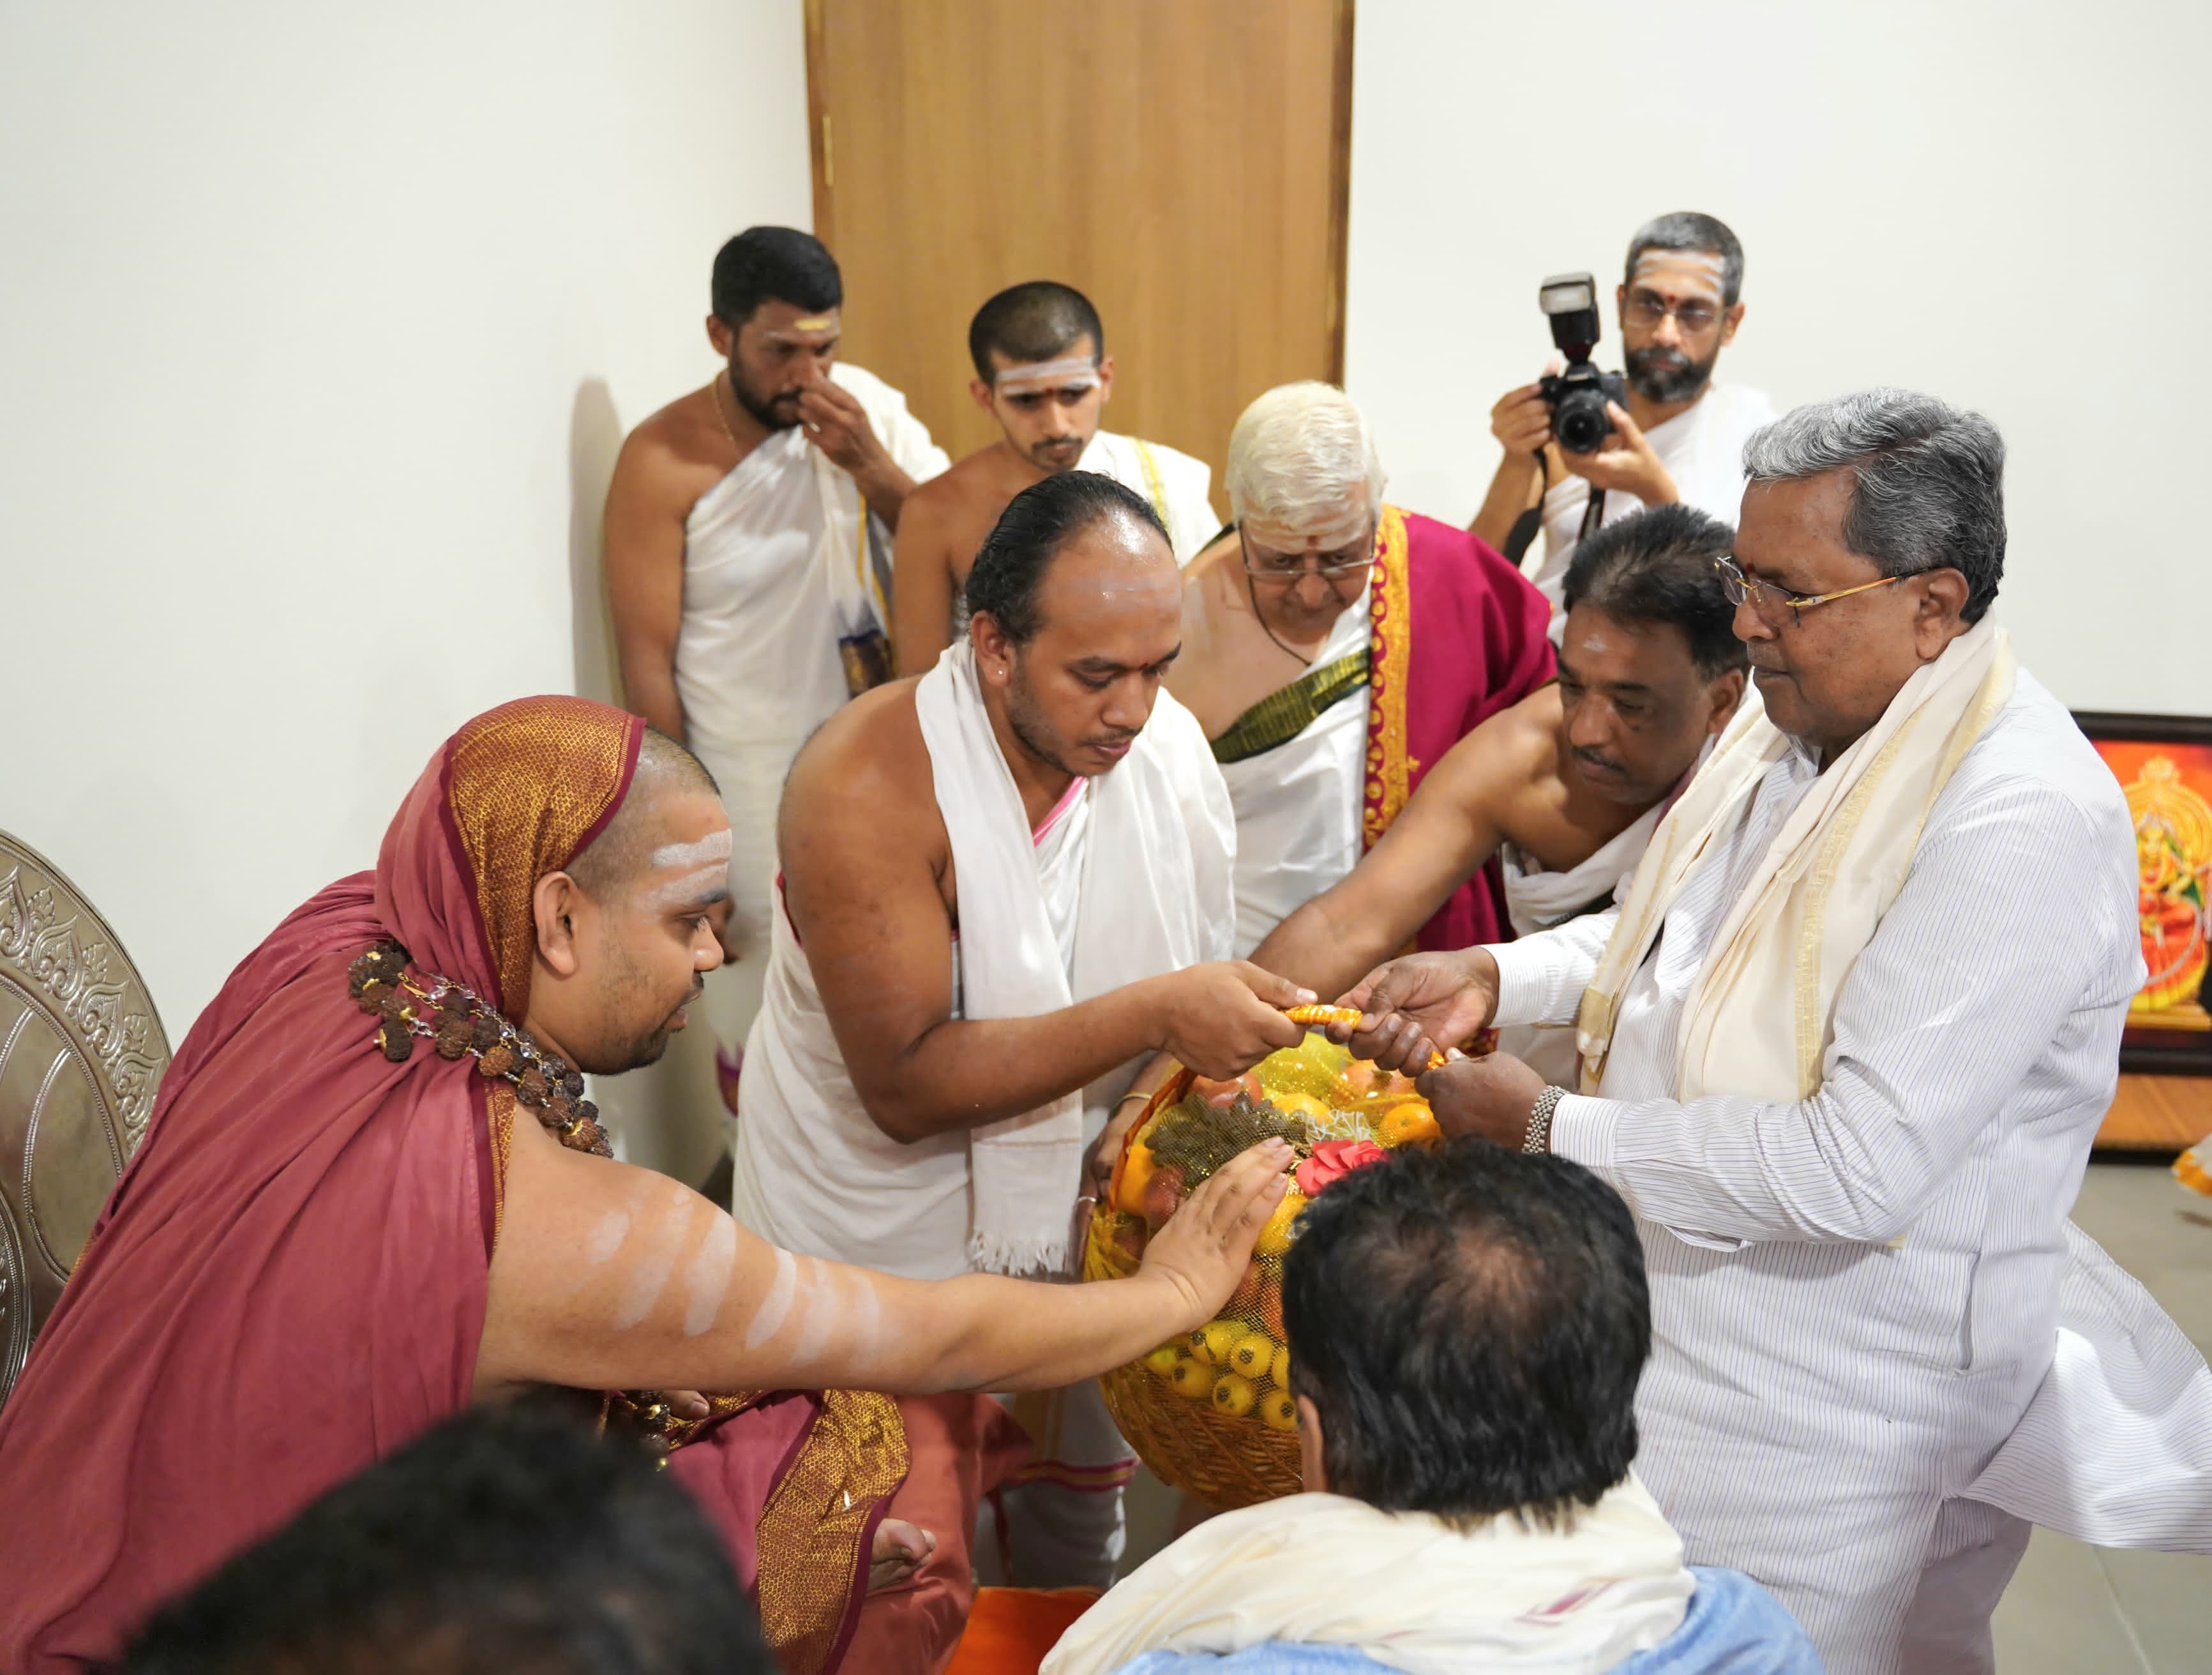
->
xmin=1224 ymin=382 xmax=1387 ymax=539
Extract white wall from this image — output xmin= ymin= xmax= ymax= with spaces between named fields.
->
xmin=0 ymin=0 xmax=811 ymax=1123
xmin=1344 ymin=0 xmax=2209 ymax=716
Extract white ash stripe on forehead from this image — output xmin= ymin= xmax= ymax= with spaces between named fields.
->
xmin=642 ymin=865 xmax=731 ymax=912
xmin=651 ymin=832 xmax=733 ymax=870
xmin=995 ymin=354 xmax=1102 ymax=394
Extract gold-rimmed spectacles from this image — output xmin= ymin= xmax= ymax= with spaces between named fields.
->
xmin=1715 ymin=557 xmax=1900 ymax=625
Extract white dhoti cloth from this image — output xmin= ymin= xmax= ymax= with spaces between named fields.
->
xmin=1080 ymin=430 xmax=1219 ymax=565
xmin=675 ymin=362 xmax=947 ymax=1108
xmin=1487 ymin=622 xmax=2212 ymax=1675
xmin=732 ymin=638 xmax=1234 ymax=1585
xmin=1215 ymin=590 xmax=1372 ymax=956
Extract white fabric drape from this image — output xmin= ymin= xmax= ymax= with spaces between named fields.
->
xmin=916 ymin=640 xmax=1236 ymax=1275
xmin=1041 ymin=1479 xmax=1692 ymax=1675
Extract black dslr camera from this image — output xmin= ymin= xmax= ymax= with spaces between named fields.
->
xmin=1537 ymin=272 xmax=1627 ymax=455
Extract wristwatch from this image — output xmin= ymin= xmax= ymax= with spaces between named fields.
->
xmin=1524 ymin=1085 xmax=1567 ymax=1155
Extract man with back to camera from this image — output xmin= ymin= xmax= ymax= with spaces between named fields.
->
xmin=734 ymin=470 xmax=1316 ymax=1588
xmin=1042 ymin=1141 xmax=1819 ymax=1674
xmin=893 ymin=280 xmax=1218 ymax=674
xmin=605 ymin=225 xmax=949 ymax=1121
xmin=1346 ymin=389 xmax=2212 ymax=1674
xmin=1166 ymin=382 xmax=1555 ymax=959
xmin=1249 ymin=504 xmax=1745 ymax=1086
xmin=1469 ymin=212 xmax=1777 ymax=630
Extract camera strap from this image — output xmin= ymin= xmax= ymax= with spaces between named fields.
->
xmin=1501 ymin=451 xmax=1550 ymax=565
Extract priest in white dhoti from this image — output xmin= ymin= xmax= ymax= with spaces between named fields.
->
xmin=605 ymin=227 xmax=949 ymax=1127
xmin=1343 ymin=389 xmax=2212 ymax=1675
xmin=892 ymin=280 xmax=1218 ymax=675
xmin=733 ymin=470 xmax=1312 ymax=1588
xmin=1469 ymin=213 xmax=1777 ymax=636
xmin=1167 ymin=383 xmax=1554 ymax=958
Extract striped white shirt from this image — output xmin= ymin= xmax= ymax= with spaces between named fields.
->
xmin=1489 ymin=668 xmax=2152 ymax=1672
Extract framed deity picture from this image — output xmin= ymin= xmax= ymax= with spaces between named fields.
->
xmin=2075 ymin=712 xmax=2212 ymax=1075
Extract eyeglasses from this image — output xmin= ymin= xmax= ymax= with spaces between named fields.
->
xmin=1625 ymin=292 xmax=1722 ymax=334
xmin=1715 ymin=557 xmax=1901 ymax=624
xmin=1238 ymin=524 xmax=1378 ymax=583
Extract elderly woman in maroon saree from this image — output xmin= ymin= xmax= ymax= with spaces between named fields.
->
xmin=0 ymin=697 xmax=1283 ymax=1674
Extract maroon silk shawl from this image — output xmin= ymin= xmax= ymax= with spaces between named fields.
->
xmin=0 ymin=698 xmax=833 ymax=1671
xmin=1362 ymin=508 xmax=1556 ymax=953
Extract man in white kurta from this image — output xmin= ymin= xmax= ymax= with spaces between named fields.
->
xmin=605 ymin=228 xmax=948 ymax=1134
xmin=1468 ymin=213 xmax=1775 ymax=636
xmin=732 ymin=470 xmax=1311 ymax=1588
xmin=1344 ymin=389 xmax=2212 ymax=1675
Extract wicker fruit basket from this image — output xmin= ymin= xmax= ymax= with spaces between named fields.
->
xmin=1085 ymin=1027 xmax=1448 ymax=1510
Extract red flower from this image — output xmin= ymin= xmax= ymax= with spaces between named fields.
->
xmin=1295 ymin=1138 xmax=1390 ymax=1198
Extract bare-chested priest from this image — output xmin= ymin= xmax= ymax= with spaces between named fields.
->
xmin=606 ymin=225 xmax=949 ymax=1120
xmin=1167 ymin=382 xmax=1556 ymax=957
xmin=1253 ymin=504 xmax=1745 ymax=1083
xmin=735 ymin=470 xmax=1311 ymax=1588
xmin=0 ymin=695 xmax=1288 ymax=1675
xmin=892 ymin=280 xmax=1217 ymax=675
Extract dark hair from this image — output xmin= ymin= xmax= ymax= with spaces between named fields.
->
xmin=963 ymin=470 xmax=1168 ymax=645
xmin=569 ymin=728 xmax=721 ymax=900
xmin=122 ymin=1407 xmax=769 ymax=1675
xmin=711 ymin=227 xmax=842 ymax=326
xmin=1743 ymin=388 xmax=2006 ymax=624
xmin=1625 ymin=211 xmax=1744 ymax=308
xmin=1281 ymin=1139 xmax=1649 ymax=1531
xmin=1561 ymin=504 xmax=1747 ymax=679
xmin=968 ymin=281 xmax=1105 ymax=381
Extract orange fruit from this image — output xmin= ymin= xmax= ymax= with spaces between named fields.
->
xmin=1211 ymin=1373 xmax=1258 ymax=1418
xmin=1142 ymin=1344 xmax=1182 ymax=1378
xmin=1271 ymin=1090 xmax=1332 ymax=1126
xmin=1376 ymin=1103 xmax=1442 ymax=1150
xmin=1189 ymin=1319 xmax=1240 ymax=1366
xmin=1260 ymin=1388 xmax=1299 ymax=1431
xmin=1270 ymin=1344 xmax=1291 ymax=1388
xmin=1226 ymin=1330 xmax=1276 ymax=1379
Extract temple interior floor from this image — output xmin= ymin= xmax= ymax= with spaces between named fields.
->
xmin=1120 ymin=1154 xmax=2212 ymax=1672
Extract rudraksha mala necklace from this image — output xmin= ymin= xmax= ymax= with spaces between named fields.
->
xmin=347 ymin=938 xmax=612 ymax=1157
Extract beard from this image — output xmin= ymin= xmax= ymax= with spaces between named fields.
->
xmin=1626 ymin=343 xmax=1718 ymax=404
xmin=1004 ymin=662 xmax=1085 ymax=779
xmin=582 ymin=945 xmax=705 ymax=1076
xmin=728 ymin=366 xmax=801 ymax=432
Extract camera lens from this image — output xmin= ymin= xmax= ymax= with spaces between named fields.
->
xmin=1553 ymin=389 xmax=1611 ymax=455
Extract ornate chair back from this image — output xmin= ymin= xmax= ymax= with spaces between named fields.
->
xmin=0 ymin=830 xmax=170 ymax=1413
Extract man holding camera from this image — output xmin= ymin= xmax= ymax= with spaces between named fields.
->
xmin=1470 ymin=212 xmax=1775 ymax=628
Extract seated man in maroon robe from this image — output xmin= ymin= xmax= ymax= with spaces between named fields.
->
xmin=0 ymin=695 xmax=1289 ymax=1675
xmin=1166 ymin=382 xmax=1555 ymax=961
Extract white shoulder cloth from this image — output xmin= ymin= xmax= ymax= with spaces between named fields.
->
xmin=915 ymin=640 xmax=1236 ymax=1275
xmin=1577 ymin=616 xmax=2013 ymax=1099
xmin=1041 ymin=1478 xmax=1692 ymax=1675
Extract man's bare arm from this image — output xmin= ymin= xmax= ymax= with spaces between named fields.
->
xmin=1251 ymin=698 xmax=1547 ymax=996
xmin=782 ymin=698 xmax=1306 ymax=1143
xmin=477 ymin=1111 xmax=1291 ymax=1398
xmin=604 ymin=431 xmax=692 ymax=742
xmin=891 ymin=489 xmax=959 ymax=678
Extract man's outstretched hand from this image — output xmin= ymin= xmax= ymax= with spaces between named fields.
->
xmin=1138 ymin=1139 xmax=1292 ymax=1326
xmin=1329 ymin=949 xmax=1500 ymax=1072
xmin=1415 ymin=1052 xmax=1547 ymax=1150
xmin=1150 ymin=963 xmax=1312 ymax=1080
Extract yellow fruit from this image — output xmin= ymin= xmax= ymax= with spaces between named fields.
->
xmin=1271 ymin=1090 xmax=1333 ymax=1125
xmin=1142 ymin=1344 xmax=1182 ymax=1378
xmin=1376 ymin=1102 xmax=1442 ymax=1150
xmin=1260 ymin=1388 xmax=1300 ymax=1431
xmin=1211 ymin=1372 xmax=1258 ymax=1418
xmin=1168 ymin=1357 xmax=1216 ymax=1401
xmin=1226 ymin=1330 xmax=1277 ymax=1379
xmin=1270 ymin=1344 xmax=1291 ymax=1388
xmin=1254 ymin=1188 xmax=1308 ymax=1258
xmin=1190 ymin=1318 xmax=1240 ymax=1366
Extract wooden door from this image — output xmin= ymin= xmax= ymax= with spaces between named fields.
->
xmin=805 ymin=0 xmax=1354 ymax=507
